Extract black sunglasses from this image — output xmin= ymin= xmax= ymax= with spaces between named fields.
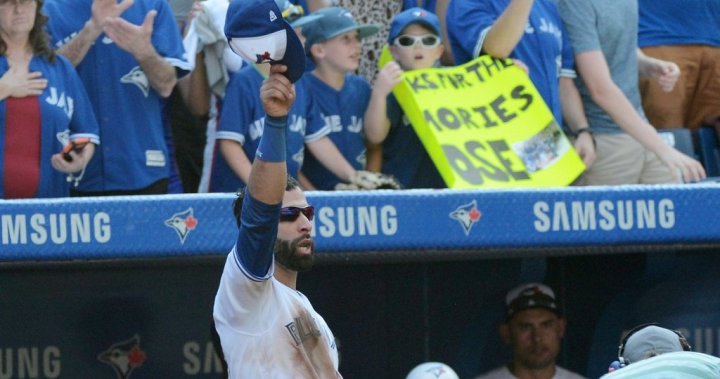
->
xmin=279 ymin=206 xmax=315 ymax=222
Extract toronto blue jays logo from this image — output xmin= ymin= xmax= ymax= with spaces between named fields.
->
xmin=98 ymin=335 xmax=146 ymax=379
xmin=255 ymin=51 xmax=278 ymax=64
xmin=164 ymin=208 xmax=199 ymax=244
xmin=121 ymin=66 xmax=150 ymax=97
xmin=449 ymin=200 xmax=482 ymax=235
xmin=423 ymin=364 xmax=450 ymax=378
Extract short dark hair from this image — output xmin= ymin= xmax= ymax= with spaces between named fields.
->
xmin=232 ymin=175 xmax=300 ymax=226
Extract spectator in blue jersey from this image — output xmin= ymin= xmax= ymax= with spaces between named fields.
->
xmin=43 ymin=0 xmax=191 ymax=196
xmin=446 ymin=0 xmax=596 ymax=169
xmin=638 ymin=0 xmax=720 ymax=131
xmin=364 ymin=7 xmax=446 ymax=189
xmin=0 ymin=0 xmax=99 ymax=199
xmin=557 ymin=0 xmax=706 ymax=185
xmin=298 ymin=7 xmax=382 ymax=190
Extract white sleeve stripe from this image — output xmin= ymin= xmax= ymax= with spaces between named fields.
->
xmin=304 ymin=125 xmax=332 ymax=143
xmin=560 ymin=68 xmax=577 ymax=78
xmin=232 ymin=245 xmax=273 ymax=282
xmin=473 ymin=26 xmax=492 ymax=59
xmin=166 ymin=56 xmax=192 ymax=71
xmin=216 ymin=131 xmax=245 ymax=145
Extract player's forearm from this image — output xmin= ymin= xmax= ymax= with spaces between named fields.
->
xmin=136 ymin=48 xmax=177 ymax=98
xmin=58 ymin=20 xmax=103 ymax=66
xmin=483 ymin=0 xmax=534 ymax=58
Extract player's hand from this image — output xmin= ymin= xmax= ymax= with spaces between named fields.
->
xmin=656 ymin=145 xmax=706 ymax=183
xmin=90 ymin=0 xmax=133 ymax=32
xmin=51 ymin=143 xmax=96 ymax=174
xmin=573 ymin=132 xmax=596 ymax=169
xmin=260 ymin=64 xmax=295 ymax=118
xmin=374 ymin=61 xmax=403 ymax=96
xmin=0 ymin=66 xmax=47 ymax=97
xmin=103 ymin=10 xmax=156 ymax=60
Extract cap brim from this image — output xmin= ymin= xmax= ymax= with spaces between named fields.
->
xmin=277 ymin=20 xmax=306 ymax=83
xmin=290 ymin=13 xmax=323 ymax=29
xmin=325 ymin=24 xmax=381 ymax=42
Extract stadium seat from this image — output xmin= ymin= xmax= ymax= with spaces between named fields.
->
xmin=695 ymin=126 xmax=720 ymax=177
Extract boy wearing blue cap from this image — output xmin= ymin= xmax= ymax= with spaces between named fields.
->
xmin=210 ymin=1 xmax=374 ymax=192
xmin=298 ymin=7 xmax=384 ymax=190
xmin=364 ymin=7 xmax=446 ymax=189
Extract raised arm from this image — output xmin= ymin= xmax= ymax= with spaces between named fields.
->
xmin=57 ymin=0 xmax=134 ymax=66
xmin=103 ymin=11 xmax=177 ymax=97
xmin=249 ymin=64 xmax=295 ymax=204
xmin=482 ymin=0 xmax=534 ymax=58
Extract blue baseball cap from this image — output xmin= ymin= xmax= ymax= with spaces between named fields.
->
xmin=224 ymin=0 xmax=306 ymax=83
xmin=302 ymin=7 xmax=380 ymax=54
xmin=388 ymin=7 xmax=441 ymax=44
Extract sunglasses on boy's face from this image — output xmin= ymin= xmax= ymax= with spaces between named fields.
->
xmin=280 ymin=206 xmax=315 ymax=222
xmin=394 ymin=34 xmax=441 ymax=48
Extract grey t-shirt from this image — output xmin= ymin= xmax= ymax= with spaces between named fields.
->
xmin=557 ymin=0 xmax=647 ymax=134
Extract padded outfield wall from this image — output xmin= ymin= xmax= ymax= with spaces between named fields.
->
xmin=1 ymin=185 xmax=719 ymax=378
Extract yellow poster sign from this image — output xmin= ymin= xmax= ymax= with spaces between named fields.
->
xmin=390 ymin=54 xmax=585 ymax=188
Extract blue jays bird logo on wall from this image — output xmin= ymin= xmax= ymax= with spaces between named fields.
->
xmin=450 ymin=200 xmax=482 ymax=235
xmin=165 ymin=208 xmax=199 ymax=244
xmin=98 ymin=335 xmax=146 ymax=379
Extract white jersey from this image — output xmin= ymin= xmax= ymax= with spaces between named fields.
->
xmin=475 ymin=365 xmax=587 ymax=379
xmin=214 ymin=249 xmax=341 ymax=378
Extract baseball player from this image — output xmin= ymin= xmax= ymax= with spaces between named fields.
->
xmin=213 ymin=63 xmax=341 ymax=377
xmin=43 ymin=0 xmax=191 ymax=195
xmin=298 ymin=7 xmax=381 ymax=190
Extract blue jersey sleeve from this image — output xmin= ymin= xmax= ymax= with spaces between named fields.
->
xmin=61 ymin=56 xmax=100 ymax=143
xmin=234 ymin=190 xmax=281 ymax=280
xmin=217 ymin=69 xmax=263 ymax=151
xmin=447 ymin=0 xmax=498 ymax=64
xmin=150 ymin=0 xmax=191 ymax=76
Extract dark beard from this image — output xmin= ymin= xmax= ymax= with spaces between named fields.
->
xmin=275 ymin=235 xmax=314 ymax=272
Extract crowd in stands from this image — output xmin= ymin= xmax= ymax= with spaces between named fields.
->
xmin=2 ymin=0 xmax=717 ymax=199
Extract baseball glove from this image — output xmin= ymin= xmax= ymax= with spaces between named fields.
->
xmin=335 ymin=170 xmax=402 ymax=190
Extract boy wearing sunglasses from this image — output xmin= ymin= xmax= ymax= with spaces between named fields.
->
xmin=364 ymin=7 xmax=447 ymax=189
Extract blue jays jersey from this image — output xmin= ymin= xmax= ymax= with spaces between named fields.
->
xmin=43 ymin=0 xmax=190 ymax=192
xmin=383 ymin=94 xmax=445 ymax=189
xmin=447 ymin=0 xmax=575 ymax=123
xmin=0 ymin=55 xmax=100 ymax=198
xmin=214 ymin=192 xmax=341 ymax=378
xmin=209 ymin=66 xmax=329 ymax=192
xmin=301 ymin=73 xmax=371 ymax=190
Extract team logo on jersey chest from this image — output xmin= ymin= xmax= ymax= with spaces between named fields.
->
xmin=121 ymin=66 xmax=151 ymax=97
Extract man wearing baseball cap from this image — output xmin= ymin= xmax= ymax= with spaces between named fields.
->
xmin=475 ymin=283 xmax=587 ymax=379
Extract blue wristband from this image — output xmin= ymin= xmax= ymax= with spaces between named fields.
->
xmin=256 ymin=115 xmax=287 ymax=162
